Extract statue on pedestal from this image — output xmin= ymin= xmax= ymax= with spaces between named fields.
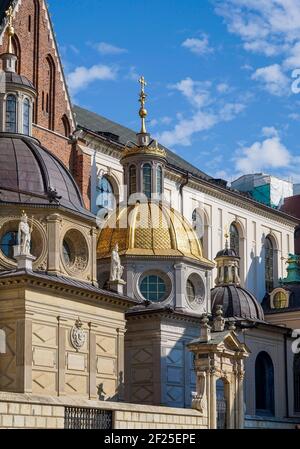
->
xmin=110 ymin=243 xmax=124 ymax=282
xmin=18 ymin=211 xmax=33 ymax=256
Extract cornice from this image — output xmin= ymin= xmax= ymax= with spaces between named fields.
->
xmin=0 ymin=273 xmax=137 ymax=310
xmin=126 ymin=308 xmax=202 ymax=325
xmin=79 ymin=128 xmax=298 ymax=227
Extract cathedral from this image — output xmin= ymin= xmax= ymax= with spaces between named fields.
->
xmin=0 ymin=0 xmax=300 ymax=430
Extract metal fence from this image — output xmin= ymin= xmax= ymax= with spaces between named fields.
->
xmin=64 ymin=407 xmax=113 ymax=429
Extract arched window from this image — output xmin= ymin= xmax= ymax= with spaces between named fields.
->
xmin=6 ymin=95 xmax=17 ymax=133
xmin=129 ymin=165 xmax=137 ymax=196
xmin=0 ymin=329 xmax=6 ymax=354
xmin=96 ymin=176 xmax=115 ymax=211
xmin=157 ymin=165 xmax=163 ymax=195
xmin=33 ymin=0 xmax=40 ymax=122
xmin=255 ymin=351 xmax=275 ymax=416
xmin=192 ymin=208 xmax=204 ymax=248
xmin=12 ymin=34 xmax=21 ymax=74
xmin=23 ymin=98 xmax=30 ymax=135
xmin=62 ymin=114 xmax=71 ymax=137
xmin=230 ymin=223 xmax=240 ymax=256
xmin=265 ymin=236 xmax=274 ymax=293
xmin=273 ymin=291 xmax=287 ymax=309
xmin=143 ymin=163 xmax=152 ymax=199
xmin=294 ymin=353 xmax=300 ymax=413
xmin=46 ymin=55 xmax=56 ymax=130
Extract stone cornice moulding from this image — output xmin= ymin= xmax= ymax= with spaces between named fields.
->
xmin=0 ymin=275 xmax=137 ymax=310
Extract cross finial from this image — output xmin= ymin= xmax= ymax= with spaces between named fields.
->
xmin=5 ymin=5 xmax=15 ymax=54
xmin=138 ymin=75 xmax=148 ymax=134
xmin=139 ymin=76 xmax=147 ymax=93
xmin=6 ymin=6 xmax=14 ymax=27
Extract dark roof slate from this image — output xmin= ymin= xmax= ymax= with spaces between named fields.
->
xmin=73 ymin=105 xmax=213 ymax=182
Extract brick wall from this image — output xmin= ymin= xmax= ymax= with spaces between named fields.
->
xmin=0 ymin=0 xmax=92 ymax=210
xmin=0 ymin=0 xmax=74 ymax=138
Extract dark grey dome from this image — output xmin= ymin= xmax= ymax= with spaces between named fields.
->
xmin=5 ymin=71 xmax=35 ymax=90
xmin=211 ymin=284 xmax=265 ymax=321
xmin=0 ymin=133 xmax=92 ymax=218
xmin=216 ymin=247 xmax=239 ymax=258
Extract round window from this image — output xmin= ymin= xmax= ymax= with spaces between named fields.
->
xmin=0 ymin=231 xmax=18 ymax=259
xmin=62 ymin=229 xmax=89 ymax=273
xmin=140 ymin=275 xmax=167 ymax=302
xmin=186 ymin=274 xmax=206 ymax=309
xmin=186 ymin=279 xmax=196 ymax=303
xmin=62 ymin=239 xmax=72 ymax=266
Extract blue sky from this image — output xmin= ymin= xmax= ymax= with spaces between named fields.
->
xmin=48 ymin=0 xmax=300 ymax=183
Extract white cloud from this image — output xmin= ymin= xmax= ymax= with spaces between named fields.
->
xmin=235 ymin=129 xmax=292 ymax=174
xmin=157 ymin=77 xmax=245 ymax=147
xmin=170 ymin=77 xmax=212 ymax=108
xmin=67 ymin=64 xmax=117 ymax=94
xmin=94 ymin=42 xmax=127 ymax=55
xmin=216 ymin=83 xmax=230 ymax=93
xmin=251 ymin=64 xmax=290 ymax=96
xmin=182 ymin=36 xmax=213 ymax=56
xmin=262 ymin=126 xmax=279 ymax=138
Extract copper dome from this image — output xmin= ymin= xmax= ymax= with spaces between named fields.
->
xmin=0 ymin=133 xmax=92 ymax=218
xmin=211 ymin=284 xmax=265 ymax=321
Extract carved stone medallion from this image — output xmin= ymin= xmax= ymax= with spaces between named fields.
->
xmin=70 ymin=319 xmax=86 ymax=351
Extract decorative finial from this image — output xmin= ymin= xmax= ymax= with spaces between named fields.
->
xmin=138 ymin=76 xmax=148 ymax=134
xmin=224 ymin=225 xmax=229 ymax=249
xmin=5 ymin=6 xmax=15 ymax=54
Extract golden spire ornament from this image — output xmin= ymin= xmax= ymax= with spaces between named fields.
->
xmin=138 ymin=76 xmax=148 ymax=134
xmin=5 ymin=6 xmax=15 ymax=54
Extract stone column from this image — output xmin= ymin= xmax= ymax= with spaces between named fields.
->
xmin=209 ymin=368 xmax=217 ymax=429
xmin=90 ymin=227 xmax=99 ymax=286
xmin=174 ymin=263 xmax=185 ymax=311
xmin=117 ymin=327 xmax=126 ymax=401
xmin=47 ymin=214 xmax=62 ymax=275
xmin=16 ymin=318 xmax=32 ymax=393
xmin=88 ymin=323 xmax=97 ymax=400
xmin=237 ymin=362 xmax=245 ymax=429
xmin=57 ymin=317 xmax=67 ymax=396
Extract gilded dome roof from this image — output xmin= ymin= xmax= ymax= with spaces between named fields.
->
xmin=97 ymin=201 xmax=214 ymax=264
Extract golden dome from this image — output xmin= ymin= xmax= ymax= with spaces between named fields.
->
xmin=97 ymin=202 xmax=214 ymax=266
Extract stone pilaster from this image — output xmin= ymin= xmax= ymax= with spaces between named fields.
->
xmin=47 ymin=214 xmax=62 ymax=275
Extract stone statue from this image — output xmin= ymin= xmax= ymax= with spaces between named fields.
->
xmin=18 ymin=211 xmax=33 ymax=256
xmin=110 ymin=243 xmax=124 ymax=282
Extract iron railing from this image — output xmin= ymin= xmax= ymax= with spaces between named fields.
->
xmin=64 ymin=407 xmax=113 ymax=429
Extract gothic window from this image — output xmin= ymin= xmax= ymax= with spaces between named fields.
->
xmin=12 ymin=34 xmax=21 ymax=74
xmin=33 ymin=0 xmax=40 ymax=122
xmin=46 ymin=55 xmax=56 ymax=130
xmin=5 ymin=95 xmax=17 ymax=133
xmin=23 ymin=98 xmax=30 ymax=135
xmin=143 ymin=163 xmax=152 ymax=199
xmin=255 ymin=351 xmax=275 ymax=416
xmin=129 ymin=165 xmax=137 ymax=196
xmin=265 ymin=236 xmax=274 ymax=293
xmin=273 ymin=291 xmax=287 ymax=309
xmin=230 ymin=223 xmax=239 ymax=256
xmin=96 ymin=176 xmax=114 ymax=211
xmin=294 ymin=353 xmax=300 ymax=413
xmin=62 ymin=114 xmax=71 ymax=137
xmin=157 ymin=165 xmax=163 ymax=195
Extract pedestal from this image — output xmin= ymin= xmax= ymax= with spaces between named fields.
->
xmin=14 ymin=253 xmax=36 ymax=271
xmin=108 ymin=279 xmax=126 ymax=295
